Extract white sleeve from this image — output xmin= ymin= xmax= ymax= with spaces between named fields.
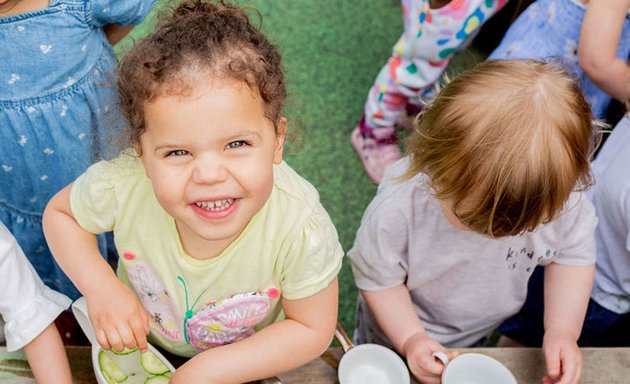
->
xmin=0 ymin=224 xmax=71 ymax=352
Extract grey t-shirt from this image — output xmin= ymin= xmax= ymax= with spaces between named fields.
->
xmin=348 ymin=158 xmax=597 ymax=348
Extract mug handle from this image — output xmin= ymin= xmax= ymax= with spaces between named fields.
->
xmin=432 ymin=350 xmax=450 ymax=366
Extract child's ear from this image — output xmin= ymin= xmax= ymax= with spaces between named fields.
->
xmin=132 ymin=141 xmax=143 ymax=157
xmin=273 ymin=117 xmax=287 ymax=164
xmin=132 ymin=141 xmax=152 ymax=178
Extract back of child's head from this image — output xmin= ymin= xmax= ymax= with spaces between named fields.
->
xmin=405 ymin=59 xmax=594 ymax=238
xmin=117 ymin=0 xmax=286 ymax=147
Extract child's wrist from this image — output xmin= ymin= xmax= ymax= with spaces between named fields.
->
xmin=83 ymin=273 xmax=121 ymax=299
xmin=543 ymin=326 xmax=579 ymax=343
xmin=401 ymin=331 xmax=428 ymax=356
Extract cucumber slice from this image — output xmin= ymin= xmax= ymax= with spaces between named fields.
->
xmin=111 ymin=347 xmax=138 ymax=355
xmin=144 ymin=375 xmax=170 ymax=384
xmin=101 ymin=369 xmax=119 ymax=384
xmin=99 ymin=351 xmax=128 ymax=382
xmin=140 ymin=350 xmax=171 ymax=375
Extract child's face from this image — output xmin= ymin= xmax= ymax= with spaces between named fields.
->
xmin=137 ymin=79 xmax=286 ymax=260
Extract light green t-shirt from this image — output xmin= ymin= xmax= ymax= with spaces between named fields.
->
xmin=70 ymin=154 xmax=343 ymax=357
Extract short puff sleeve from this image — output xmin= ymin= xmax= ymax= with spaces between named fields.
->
xmin=279 ymin=204 xmax=343 ymax=300
xmin=88 ymin=0 xmax=155 ymax=27
xmin=70 ymin=160 xmax=118 ymax=234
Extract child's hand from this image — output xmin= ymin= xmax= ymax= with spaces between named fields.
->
xmin=402 ymin=332 xmax=457 ymax=384
xmin=541 ymin=329 xmax=583 ymax=384
xmin=87 ymin=280 xmax=150 ymax=353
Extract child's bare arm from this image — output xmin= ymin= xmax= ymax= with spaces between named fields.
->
xmin=43 ymin=185 xmax=149 ymax=353
xmin=103 ymin=24 xmax=134 ymax=45
xmin=43 ymin=185 xmax=114 ymax=302
xmin=542 ymin=263 xmax=595 ymax=384
xmin=362 ymin=285 xmax=454 ymax=384
xmin=169 ymin=278 xmax=338 ymax=384
xmin=578 ymin=0 xmax=630 ymax=101
xmin=22 ymin=323 xmax=72 ymax=384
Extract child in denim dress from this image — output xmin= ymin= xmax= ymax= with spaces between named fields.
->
xmin=489 ymin=0 xmax=630 ymax=119
xmin=0 ymin=0 xmax=154 ymax=302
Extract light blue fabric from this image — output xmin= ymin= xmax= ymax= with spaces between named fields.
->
xmin=0 ymin=0 xmax=154 ymax=298
xmin=489 ymin=0 xmax=630 ymax=118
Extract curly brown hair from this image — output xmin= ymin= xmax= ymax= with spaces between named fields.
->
xmin=118 ymin=0 xmax=286 ymax=148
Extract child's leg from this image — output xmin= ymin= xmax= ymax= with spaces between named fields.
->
xmin=352 ymin=0 xmax=437 ymax=183
xmin=353 ymin=0 xmax=506 ymax=182
xmin=498 ymin=266 xmax=628 ymax=348
xmin=577 ymin=299 xmax=623 ymax=346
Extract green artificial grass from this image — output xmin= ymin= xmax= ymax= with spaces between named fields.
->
xmin=115 ymin=0 xmax=494 ymax=338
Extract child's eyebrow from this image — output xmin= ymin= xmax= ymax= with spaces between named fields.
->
xmin=152 ymin=131 xmax=262 ymax=152
xmin=152 ymin=144 xmax=187 ymax=153
xmin=225 ymin=131 xmax=262 ymax=141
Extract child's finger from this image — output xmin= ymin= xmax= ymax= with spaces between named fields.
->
xmin=95 ymin=328 xmax=111 ymax=351
xmin=117 ymin=324 xmax=139 ymax=351
xmin=105 ymin=327 xmax=125 ymax=353
xmin=140 ymin=307 xmax=150 ymax=335
xmin=130 ymin=319 xmax=149 ymax=352
xmin=424 ymin=354 xmax=446 ymax=375
xmin=556 ymin=356 xmax=579 ymax=384
xmin=447 ymin=350 xmax=459 ymax=360
xmin=544 ymin=348 xmax=561 ymax=380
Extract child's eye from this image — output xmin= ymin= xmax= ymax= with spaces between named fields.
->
xmin=166 ymin=149 xmax=190 ymax=157
xmin=226 ymin=141 xmax=248 ymax=149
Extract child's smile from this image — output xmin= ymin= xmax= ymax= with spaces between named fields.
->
xmin=138 ymin=78 xmax=286 ymax=260
xmin=192 ymin=198 xmax=238 ymax=219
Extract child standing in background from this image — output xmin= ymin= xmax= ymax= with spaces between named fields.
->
xmin=348 ymin=60 xmax=597 ymax=384
xmin=489 ymin=0 xmax=630 ymax=119
xmin=0 ymin=222 xmax=72 ymax=384
xmin=502 ymin=112 xmax=630 ymax=349
xmin=43 ymin=1 xmax=344 ymax=383
xmin=351 ymin=0 xmax=508 ymax=183
xmin=0 ymin=0 xmax=154 ymax=303
xmin=583 ymin=113 xmax=630 ymax=345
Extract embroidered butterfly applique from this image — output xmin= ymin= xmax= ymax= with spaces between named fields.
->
xmin=124 ymin=252 xmax=280 ymax=351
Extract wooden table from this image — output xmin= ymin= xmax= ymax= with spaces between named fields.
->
xmin=1 ymin=346 xmax=629 ymax=383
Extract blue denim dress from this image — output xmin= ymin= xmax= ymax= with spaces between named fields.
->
xmin=0 ymin=0 xmax=154 ymax=298
xmin=489 ymin=0 xmax=630 ymax=118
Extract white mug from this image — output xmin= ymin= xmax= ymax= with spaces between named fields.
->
xmin=432 ymin=351 xmax=517 ymax=384
xmin=335 ymin=322 xmax=410 ymax=384
xmin=338 ymin=343 xmax=411 ymax=384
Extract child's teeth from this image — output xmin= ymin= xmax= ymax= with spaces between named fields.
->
xmin=195 ymin=199 xmax=234 ymax=211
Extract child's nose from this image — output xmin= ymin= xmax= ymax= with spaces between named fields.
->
xmin=192 ymin=154 xmax=228 ymax=184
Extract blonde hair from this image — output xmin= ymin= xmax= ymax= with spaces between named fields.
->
xmin=405 ymin=60 xmax=594 ymax=238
